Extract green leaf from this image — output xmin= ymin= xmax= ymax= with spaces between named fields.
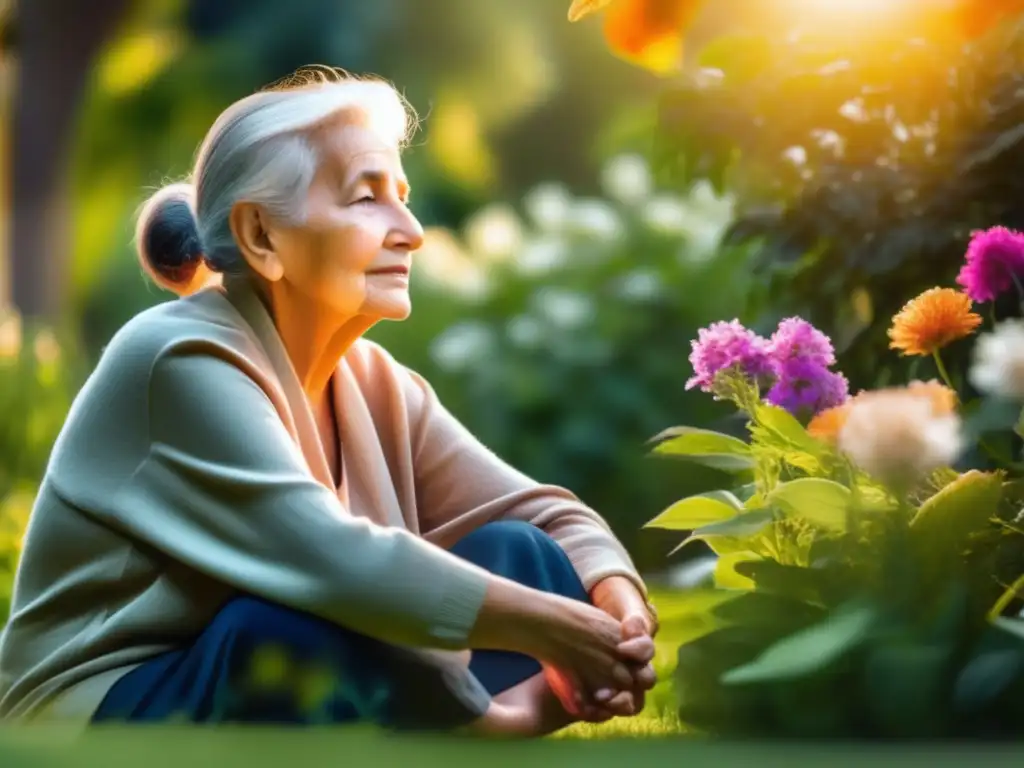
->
xmin=687 ymin=534 xmax=753 ymax=556
xmin=952 ymin=649 xmax=1022 ymax=716
xmin=649 ymin=426 xmax=755 ymax=472
xmin=910 ymin=470 xmax=1003 ymax=575
xmin=694 ymin=508 xmax=775 ymax=537
xmin=993 ymin=617 xmax=1024 ymax=642
xmin=669 ymin=509 xmax=774 ymax=556
xmin=714 ymin=551 xmax=761 ymax=589
xmin=751 ymin=403 xmax=822 ymax=454
xmin=734 ymin=560 xmax=830 ymax=605
xmin=712 ymin=590 xmax=825 ymax=629
xmin=721 ymin=603 xmax=876 ymax=685
xmin=767 ymin=478 xmax=852 ymax=531
xmin=865 ymin=641 xmax=953 ymax=736
xmin=645 ymin=490 xmax=744 ymax=531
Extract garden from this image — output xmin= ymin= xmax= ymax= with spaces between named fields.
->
xmin=5 ymin=0 xmax=1024 ymax=761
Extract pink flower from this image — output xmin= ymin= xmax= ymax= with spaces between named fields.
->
xmin=686 ymin=320 xmax=775 ymax=392
xmin=956 ymin=226 xmax=1024 ymax=303
xmin=767 ymin=317 xmax=836 ymax=367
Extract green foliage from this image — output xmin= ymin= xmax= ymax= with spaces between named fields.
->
xmin=0 ymin=312 xmax=83 ymax=621
xmin=646 ymin=371 xmax=1024 ymax=737
xmin=652 ymin=14 xmax=1024 ymax=392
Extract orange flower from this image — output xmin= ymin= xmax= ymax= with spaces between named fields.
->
xmin=568 ymin=0 xmax=706 ymax=75
xmin=807 ymin=380 xmax=957 ymax=445
xmin=952 ymin=0 xmax=1024 ymax=39
xmin=807 ymin=402 xmax=853 ymax=444
xmin=906 ymin=379 xmax=958 ymax=416
xmin=888 ymin=288 xmax=982 ymax=357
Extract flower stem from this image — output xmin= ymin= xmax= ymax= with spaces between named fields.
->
xmin=1011 ymin=272 xmax=1024 ymax=315
xmin=932 ymin=350 xmax=955 ymax=391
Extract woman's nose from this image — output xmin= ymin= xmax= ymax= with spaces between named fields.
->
xmin=386 ymin=207 xmax=424 ymax=252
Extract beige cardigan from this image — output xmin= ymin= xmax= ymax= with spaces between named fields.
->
xmin=0 ymin=282 xmax=642 ymax=725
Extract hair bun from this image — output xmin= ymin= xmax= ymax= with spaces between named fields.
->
xmin=135 ymin=182 xmax=215 ymax=296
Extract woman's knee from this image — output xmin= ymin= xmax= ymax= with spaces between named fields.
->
xmin=211 ymin=596 xmax=328 ymax=649
xmin=453 ymin=521 xmax=587 ymax=601
xmin=460 ymin=518 xmax=557 ymax=552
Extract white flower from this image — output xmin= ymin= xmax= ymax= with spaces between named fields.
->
xmin=534 ymin=288 xmax=595 ymax=330
xmin=642 ymin=195 xmax=691 ymax=234
xmin=522 ymin=182 xmax=573 ymax=232
xmin=506 ymin=314 xmax=545 ymax=349
xmin=429 ymin=322 xmax=495 ymax=372
xmin=567 ymin=198 xmax=623 ymax=241
xmin=970 ymin=320 xmax=1024 ymax=400
xmin=515 ymin=237 xmax=567 ymax=277
xmin=617 ymin=269 xmax=662 ymax=302
xmin=463 ymin=203 xmax=523 ymax=263
xmin=600 ymin=153 xmax=652 ymax=205
xmin=838 ymin=390 xmax=963 ymax=488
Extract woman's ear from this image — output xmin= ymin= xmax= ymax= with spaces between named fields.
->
xmin=229 ymin=201 xmax=285 ymax=282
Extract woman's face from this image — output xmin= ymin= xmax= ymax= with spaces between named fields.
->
xmin=268 ymin=119 xmax=423 ymax=322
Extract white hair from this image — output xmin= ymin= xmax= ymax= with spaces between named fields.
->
xmin=135 ymin=67 xmax=416 ymax=295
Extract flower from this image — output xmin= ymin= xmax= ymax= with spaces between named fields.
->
xmin=601 ymin=153 xmax=652 ymax=204
xmin=523 ymin=182 xmax=573 ymax=232
xmin=765 ymin=358 xmax=848 ymax=418
xmin=955 ymin=226 xmax=1024 ymax=303
xmin=767 ymin=317 xmax=836 ymax=368
xmin=906 ymin=379 xmax=959 ymax=415
xmin=807 ymin=403 xmax=853 ymax=444
xmin=808 ymin=380 xmax=957 ymax=445
xmin=969 ymin=320 xmax=1024 ymax=399
xmin=888 ymin=288 xmax=982 ymax=356
xmin=429 ymin=321 xmax=496 ymax=372
xmin=686 ymin=320 xmax=775 ymax=393
xmin=463 ymin=203 xmax=523 ymax=263
xmin=838 ymin=389 xmax=963 ymax=488
xmin=951 ymin=0 xmax=1024 ymax=39
xmin=567 ymin=0 xmax=706 ymax=75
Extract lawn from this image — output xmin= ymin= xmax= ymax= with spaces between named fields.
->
xmin=5 ymin=591 xmax=1024 ymax=766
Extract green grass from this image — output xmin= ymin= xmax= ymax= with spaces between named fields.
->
xmin=5 ymin=726 xmax=1024 ymax=768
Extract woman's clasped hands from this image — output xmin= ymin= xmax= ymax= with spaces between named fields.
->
xmin=467 ymin=576 xmax=658 ymax=737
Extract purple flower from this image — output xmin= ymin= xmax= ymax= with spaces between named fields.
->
xmin=768 ymin=317 xmax=835 ymax=367
xmin=766 ymin=357 xmax=849 ymax=418
xmin=956 ymin=226 xmax=1024 ymax=303
xmin=686 ymin=320 xmax=775 ymax=392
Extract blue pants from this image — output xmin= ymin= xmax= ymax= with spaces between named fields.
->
xmin=92 ymin=521 xmax=589 ymax=729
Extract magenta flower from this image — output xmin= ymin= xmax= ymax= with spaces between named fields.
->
xmin=765 ymin=357 xmax=849 ymax=418
xmin=686 ymin=320 xmax=775 ymax=392
xmin=768 ymin=317 xmax=836 ymax=367
xmin=956 ymin=226 xmax=1024 ymax=303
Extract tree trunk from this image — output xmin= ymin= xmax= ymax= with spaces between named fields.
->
xmin=9 ymin=0 xmax=130 ymax=319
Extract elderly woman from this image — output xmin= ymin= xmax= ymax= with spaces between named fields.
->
xmin=0 ymin=68 xmax=657 ymax=736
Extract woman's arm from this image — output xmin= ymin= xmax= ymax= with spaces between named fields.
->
xmin=402 ymin=367 xmax=647 ymax=598
xmin=113 ymin=349 xmax=498 ymax=650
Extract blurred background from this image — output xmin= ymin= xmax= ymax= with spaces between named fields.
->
xmin=2 ymin=0 xmax=1022 ymax=621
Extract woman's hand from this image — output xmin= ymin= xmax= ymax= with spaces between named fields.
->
xmin=467 ymin=575 xmax=655 ymax=716
xmin=584 ymin=575 xmax=660 ymax=713
xmin=543 ymin=635 xmax=656 ymax=719
xmin=591 ymin=576 xmax=658 ymax=640
xmin=524 ymin=598 xmax=655 ymax=716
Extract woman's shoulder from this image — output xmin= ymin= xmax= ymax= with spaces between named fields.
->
xmin=98 ymin=288 xmax=264 ymax=376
